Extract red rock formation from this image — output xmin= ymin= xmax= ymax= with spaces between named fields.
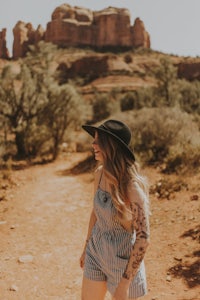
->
xmin=35 ymin=25 xmax=45 ymax=43
xmin=13 ymin=21 xmax=44 ymax=59
xmin=13 ymin=21 xmax=28 ymax=58
xmin=131 ymin=18 xmax=150 ymax=48
xmin=45 ymin=4 xmax=93 ymax=47
xmin=0 ymin=28 xmax=9 ymax=59
xmin=93 ymin=7 xmax=131 ymax=47
xmin=45 ymin=4 xmax=150 ymax=49
xmin=177 ymin=62 xmax=200 ymax=81
xmin=11 ymin=4 xmax=150 ymax=58
xmin=57 ymin=55 xmax=110 ymax=83
xmin=51 ymin=3 xmax=93 ymax=22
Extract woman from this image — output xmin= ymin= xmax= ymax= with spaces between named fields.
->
xmin=80 ymin=119 xmax=150 ymax=300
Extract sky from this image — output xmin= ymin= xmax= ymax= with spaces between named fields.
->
xmin=0 ymin=0 xmax=200 ymax=57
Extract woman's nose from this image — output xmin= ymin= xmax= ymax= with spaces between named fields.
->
xmin=92 ymin=140 xmax=97 ymax=147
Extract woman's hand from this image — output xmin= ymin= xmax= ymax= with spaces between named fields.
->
xmin=113 ymin=287 xmax=128 ymax=300
xmin=113 ymin=278 xmax=130 ymax=300
xmin=79 ymin=250 xmax=86 ymax=268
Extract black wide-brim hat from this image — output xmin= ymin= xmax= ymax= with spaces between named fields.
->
xmin=82 ymin=119 xmax=135 ymax=161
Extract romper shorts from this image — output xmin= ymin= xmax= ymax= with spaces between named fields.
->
xmin=84 ymin=188 xmax=147 ymax=299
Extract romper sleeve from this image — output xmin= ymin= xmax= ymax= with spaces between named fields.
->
xmin=122 ymin=181 xmax=150 ymax=280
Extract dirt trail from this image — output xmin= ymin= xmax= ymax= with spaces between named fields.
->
xmin=0 ymin=153 xmax=199 ymax=300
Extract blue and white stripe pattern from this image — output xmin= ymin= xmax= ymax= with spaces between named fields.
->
xmin=84 ymin=187 xmax=147 ymax=299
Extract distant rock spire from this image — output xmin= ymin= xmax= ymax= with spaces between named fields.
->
xmin=12 ymin=21 xmax=44 ymax=59
xmin=0 ymin=28 xmax=9 ymax=59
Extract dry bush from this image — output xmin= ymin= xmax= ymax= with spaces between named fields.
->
xmin=120 ymin=92 xmax=136 ymax=111
xmin=177 ymin=79 xmax=200 ymax=114
xmin=150 ymin=178 xmax=188 ymax=199
xmin=124 ymin=54 xmax=133 ymax=64
xmin=91 ymin=93 xmax=111 ymax=123
xmin=114 ymin=107 xmax=200 ymax=173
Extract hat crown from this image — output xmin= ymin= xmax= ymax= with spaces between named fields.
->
xmin=100 ymin=120 xmax=131 ymax=145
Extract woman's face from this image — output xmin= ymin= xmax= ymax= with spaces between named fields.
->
xmin=92 ymin=131 xmax=104 ymax=162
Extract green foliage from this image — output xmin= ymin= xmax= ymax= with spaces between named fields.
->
xmin=36 ymin=83 xmax=85 ymax=160
xmin=135 ymin=87 xmax=157 ymax=108
xmin=91 ymin=93 xmax=111 ymax=123
xmin=164 ymin=143 xmax=200 ymax=173
xmin=120 ymin=92 xmax=136 ymax=111
xmin=152 ymin=57 xmax=179 ymax=106
xmin=177 ymin=79 xmax=200 ymax=114
xmin=120 ymin=88 xmax=159 ymax=111
xmin=124 ymin=107 xmax=200 ymax=172
xmin=1 ymin=44 xmax=200 ymax=171
xmin=119 ymin=58 xmax=200 ymax=117
xmin=0 ymin=41 xmax=87 ymax=161
xmin=124 ymin=54 xmax=132 ymax=64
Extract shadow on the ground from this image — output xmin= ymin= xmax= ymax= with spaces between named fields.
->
xmin=57 ymin=154 xmax=96 ymax=176
xmin=168 ymin=225 xmax=200 ymax=288
xmin=0 ymin=157 xmax=55 ymax=172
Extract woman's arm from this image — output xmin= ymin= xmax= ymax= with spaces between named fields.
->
xmin=114 ymin=182 xmax=150 ymax=298
xmin=122 ymin=182 xmax=150 ymax=281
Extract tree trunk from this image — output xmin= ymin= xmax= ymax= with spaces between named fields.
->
xmin=15 ymin=131 xmax=27 ymax=159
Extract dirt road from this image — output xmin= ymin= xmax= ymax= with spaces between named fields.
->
xmin=0 ymin=153 xmax=199 ymax=300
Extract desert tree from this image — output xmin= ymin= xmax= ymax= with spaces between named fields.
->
xmin=153 ymin=57 xmax=178 ymax=106
xmin=0 ymin=61 xmax=50 ymax=158
xmin=0 ymin=42 xmax=87 ymax=160
xmin=36 ymin=82 xmax=86 ymax=160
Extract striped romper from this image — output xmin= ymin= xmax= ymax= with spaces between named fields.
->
xmin=84 ymin=186 xmax=147 ymax=298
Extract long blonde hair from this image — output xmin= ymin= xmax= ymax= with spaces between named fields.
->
xmin=97 ymin=131 xmax=149 ymax=220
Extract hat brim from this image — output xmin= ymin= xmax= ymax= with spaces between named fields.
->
xmin=82 ymin=124 xmax=135 ymax=161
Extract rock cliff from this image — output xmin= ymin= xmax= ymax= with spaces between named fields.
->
xmin=11 ymin=4 xmax=150 ymax=59
xmin=0 ymin=28 xmax=9 ymax=59
xmin=13 ymin=21 xmax=44 ymax=58
xmin=132 ymin=18 xmax=150 ymax=48
xmin=45 ymin=5 xmax=150 ymax=49
xmin=177 ymin=62 xmax=200 ymax=81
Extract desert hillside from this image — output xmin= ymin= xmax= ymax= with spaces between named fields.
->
xmin=0 ymin=4 xmax=200 ymax=300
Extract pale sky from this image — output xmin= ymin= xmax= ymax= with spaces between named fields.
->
xmin=0 ymin=0 xmax=200 ymax=57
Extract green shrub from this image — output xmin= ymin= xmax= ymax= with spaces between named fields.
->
xmin=152 ymin=57 xmax=180 ymax=106
xmin=120 ymin=92 xmax=136 ymax=111
xmin=130 ymin=108 xmax=183 ymax=164
xmin=177 ymin=79 xmax=200 ymax=114
xmin=0 ymin=43 xmax=88 ymax=161
xmin=117 ymin=107 xmax=200 ymax=172
xmin=135 ymin=87 xmax=157 ymax=108
xmin=124 ymin=54 xmax=133 ymax=64
xmin=92 ymin=94 xmax=111 ymax=123
xmin=165 ymin=144 xmax=200 ymax=173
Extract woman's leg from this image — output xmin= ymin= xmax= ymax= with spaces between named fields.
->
xmin=81 ymin=276 xmax=107 ymax=300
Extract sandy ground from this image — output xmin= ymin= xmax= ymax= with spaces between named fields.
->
xmin=0 ymin=153 xmax=199 ymax=300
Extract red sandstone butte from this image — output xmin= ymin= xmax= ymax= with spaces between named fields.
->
xmin=11 ymin=4 xmax=150 ymax=59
